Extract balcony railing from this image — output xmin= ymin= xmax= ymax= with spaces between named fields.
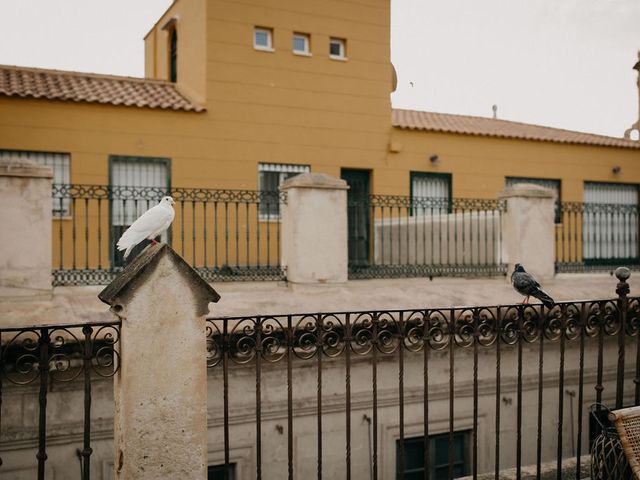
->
xmin=556 ymin=201 xmax=640 ymax=272
xmin=51 ymin=184 xmax=286 ymax=286
xmin=205 ymin=275 xmax=639 ymax=479
xmin=347 ymin=195 xmax=506 ymax=279
xmin=0 ymin=321 xmax=120 ymax=479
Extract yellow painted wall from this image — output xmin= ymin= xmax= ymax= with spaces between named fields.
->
xmin=388 ymin=129 xmax=640 ymax=202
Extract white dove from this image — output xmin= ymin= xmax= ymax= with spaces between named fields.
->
xmin=117 ymin=196 xmax=175 ymax=260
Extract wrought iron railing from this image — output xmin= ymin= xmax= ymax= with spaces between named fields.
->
xmin=51 ymin=184 xmax=286 ymax=285
xmin=0 ymin=321 xmax=120 ymax=480
xmin=205 ymin=270 xmax=639 ymax=480
xmin=556 ymin=201 xmax=640 ymax=273
xmin=346 ymin=195 xmax=506 ymax=279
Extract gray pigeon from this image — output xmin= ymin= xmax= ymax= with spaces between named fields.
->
xmin=511 ymin=263 xmax=555 ymax=308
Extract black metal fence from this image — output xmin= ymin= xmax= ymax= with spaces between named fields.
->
xmin=52 ymin=184 xmax=286 ymax=286
xmin=0 ymin=321 xmax=120 ymax=480
xmin=205 ymin=270 xmax=639 ymax=480
xmin=556 ymin=202 xmax=640 ymax=272
xmin=347 ymin=195 xmax=506 ymax=279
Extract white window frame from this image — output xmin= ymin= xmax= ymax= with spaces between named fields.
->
xmin=254 ymin=27 xmax=274 ymax=52
xmin=292 ymin=32 xmax=311 ymax=56
xmin=329 ymin=37 xmax=346 ymax=60
xmin=258 ymin=163 xmax=310 ymax=220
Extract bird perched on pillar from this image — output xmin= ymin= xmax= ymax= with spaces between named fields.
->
xmin=511 ymin=263 xmax=555 ymax=308
xmin=117 ymin=196 xmax=175 ymax=260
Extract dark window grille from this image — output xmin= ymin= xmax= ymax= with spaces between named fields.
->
xmin=397 ymin=432 xmax=470 ymax=480
xmin=170 ymin=29 xmax=177 ymax=83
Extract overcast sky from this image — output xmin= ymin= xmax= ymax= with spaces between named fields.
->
xmin=1 ymin=0 xmax=638 ymax=138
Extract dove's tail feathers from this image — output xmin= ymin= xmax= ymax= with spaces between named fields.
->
xmin=535 ymin=290 xmax=555 ymax=309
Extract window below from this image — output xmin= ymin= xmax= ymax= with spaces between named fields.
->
xmin=329 ymin=37 xmax=346 ymax=59
xmin=410 ymin=172 xmax=452 ymax=215
xmin=208 ymin=463 xmax=236 ymax=480
xmin=254 ymin=27 xmax=274 ymax=51
xmin=505 ymin=176 xmax=561 ymax=223
xmin=259 ymin=163 xmax=310 ymax=219
xmin=0 ymin=149 xmax=71 ymax=216
xmin=397 ymin=431 xmax=471 ymax=480
xmin=293 ymin=32 xmax=311 ymax=55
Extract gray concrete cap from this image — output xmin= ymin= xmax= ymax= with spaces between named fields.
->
xmin=0 ymin=157 xmax=53 ymax=178
xmin=280 ymin=172 xmax=349 ymax=190
xmin=98 ymin=243 xmax=220 ymax=308
xmin=499 ymin=183 xmax=555 ymax=199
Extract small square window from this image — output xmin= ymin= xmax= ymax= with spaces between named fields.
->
xmin=293 ymin=33 xmax=310 ymax=55
xmin=254 ymin=27 xmax=273 ymax=51
xmin=329 ymin=37 xmax=346 ymax=59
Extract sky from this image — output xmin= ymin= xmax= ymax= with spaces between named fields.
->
xmin=1 ymin=0 xmax=638 ymax=138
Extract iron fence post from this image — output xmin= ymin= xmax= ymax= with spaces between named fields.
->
xmin=615 ymin=267 xmax=631 ymax=409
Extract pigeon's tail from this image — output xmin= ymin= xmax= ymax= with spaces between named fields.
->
xmin=534 ymin=289 xmax=555 ymax=309
xmin=123 ymin=244 xmax=135 ymax=260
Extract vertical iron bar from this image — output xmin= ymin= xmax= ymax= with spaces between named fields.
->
xmin=84 ymin=198 xmax=89 ymax=270
xmin=317 ymin=314 xmax=323 ymax=480
xmin=346 ymin=313 xmax=352 ymax=480
xmin=516 ymin=308 xmax=523 ymax=480
xmin=223 ymin=320 xmax=230 ymax=480
xmin=245 ymin=202 xmax=250 ymax=270
xmin=235 ymin=202 xmax=240 ymax=269
xmin=556 ymin=306 xmax=566 ymax=480
xmin=266 ymin=202 xmax=271 ymax=267
xmin=37 ymin=328 xmax=50 ymax=480
xmin=287 ymin=315 xmax=294 ymax=480
xmin=372 ymin=314 xmax=379 ymax=480
xmin=82 ymin=326 xmax=93 ymax=480
xmin=616 ymin=270 xmax=630 ymax=409
xmin=0 ymin=331 xmax=3 ymax=469
xmin=59 ymin=195 xmax=64 ymax=271
xmin=255 ymin=318 xmax=262 ymax=480
xmin=536 ymin=310 xmax=545 ymax=479
xmin=256 ymin=201 xmax=261 ymax=268
xmin=203 ymin=202 xmax=208 ymax=268
xmin=180 ymin=200 xmax=185 ymax=257
xmin=495 ymin=307 xmax=502 ymax=480
xmin=398 ymin=312 xmax=405 ymax=480
xmin=423 ymin=311 xmax=430 ymax=480
xmin=595 ymin=301 xmax=604 ymax=408
xmin=473 ymin=309 xmax=478 ymax=480
xmin=72 ymin=198 xmax=77 ymax=269
xmin=214 ymin=202 xmax=219 ymax=269
xmin=576 ymin=304 xmax=586 ymax=480
xmin=97 ymin=200 xmax=102 ymax=270
xmin=192 ymin=200 xmax=197 ymax=267
xmin=224 ymin=202 xmax=229 ymax=268
xmin=448 ymin=309 xmax=455 ymax=480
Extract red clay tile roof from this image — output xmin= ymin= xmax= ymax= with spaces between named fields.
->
xmin=392 ymin=108 xmax=640 ymax=149
xmin=0 ymin=65 xmax=204 ymax=112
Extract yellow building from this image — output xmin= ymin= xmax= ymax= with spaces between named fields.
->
xmin=0 ymin=0 xmax=639 ymax=283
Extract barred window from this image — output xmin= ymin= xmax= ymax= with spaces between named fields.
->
xmin=410 ymin=172 xmax=452 ymax=215
xmin=0 ymin=149 xmax=70 ymax=216
xmin=258 ymin=163 xmax=309 ymax=219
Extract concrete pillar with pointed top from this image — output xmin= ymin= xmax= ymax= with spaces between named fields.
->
xmin=99 ymin=243 xmax=220 ymax=480
xmin=500 ymin=183 xmax=556 ymax=281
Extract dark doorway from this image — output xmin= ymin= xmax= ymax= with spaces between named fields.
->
xmin=341 ymin=169 xmax=371 ymax=267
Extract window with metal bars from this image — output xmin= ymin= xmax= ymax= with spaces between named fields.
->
xmin=258 ymin=163 xmax=309 ymax=219
xmin=0 ymin=149 xmax=71 ymax=216
xmin=410 ymin=171 xmax=452 ymax=215
xmin=109 ymin=155 xmax=171 ymax=266
xmin=396 ymin=431 xmax=470 ymax=480
xmin=505 ymin=176 xmax=561 ymax=223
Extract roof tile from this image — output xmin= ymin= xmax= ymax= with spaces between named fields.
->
xmin=0 ymin=65 xmax=204 ymax=112
xmin=392 ymin=108 xmax=640 ymax=149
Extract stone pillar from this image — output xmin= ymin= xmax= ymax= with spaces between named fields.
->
xmin=499 ymin=183 xmax=555 ymax=280
xmin=280 ymin=172 xmax=349 ymax=284
xmin=99 ymin=244 xmax=220 ymax=480
xmin=0 ymin=157 xmax=53 ymax=299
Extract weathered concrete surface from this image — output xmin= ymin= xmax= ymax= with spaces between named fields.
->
xmin=0 ymin=272 xmax=631 ymax=328
xmin=99 ymin=244 xmax=219 ymax=480
xmin=458 ymin=455 xmax=591 ymax=479
xmin=500 ymin=184 xmax=556 ymax=281
xmin=0 ymin=157 xmax=52 ymax=299
xmin=280 ymin=172 xmax=349 ymax=284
